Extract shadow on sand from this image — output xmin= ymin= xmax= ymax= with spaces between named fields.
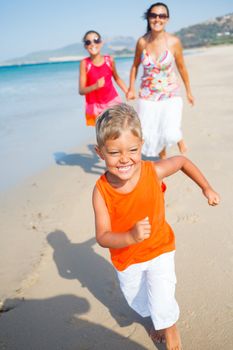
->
xmin=47 ymin=230 xmax=141 ymax=328
xmin=0 ymin=234 xmax=167 ymax=349
xmin=0 ymin=295 xmax=150 ymax=350
xmin=45 ymin=230 xmax=166 ymax=350
xmin=54 ymin=144 xmax=105 ymax=175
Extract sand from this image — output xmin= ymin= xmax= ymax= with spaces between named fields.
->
xmin=0 ymin=45 xmax=233 ymax=350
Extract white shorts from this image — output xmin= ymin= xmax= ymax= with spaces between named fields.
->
xmin=137 ymin=97 xmax=183 ymax=156
xmin=116 ymin=251 xmax=179 ymax=330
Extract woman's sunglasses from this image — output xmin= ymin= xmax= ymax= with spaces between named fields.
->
xmin=84 ymin=38 xmax=102 ymax=46
xmin=148 ymin=13 xmax=168 ymax=19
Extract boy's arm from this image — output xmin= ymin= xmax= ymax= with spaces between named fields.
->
xmin=154 ymin=156 xmax=220 ymax=206
xmin=92 ymin=186 xmax=151 ymax=248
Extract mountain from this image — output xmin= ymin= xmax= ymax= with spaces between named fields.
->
xmin=1 ymin=13 xmax=233 ymax=66
xmin=1 ymin=36 xmax=136 ymax=66
xmin=175 ymin=13 xmax=233 ymax=48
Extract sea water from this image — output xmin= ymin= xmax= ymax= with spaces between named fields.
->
xmin=0 ymin=57 xmax=134 ymax=191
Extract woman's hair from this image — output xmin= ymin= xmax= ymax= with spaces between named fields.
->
xmin=82 ymin=30 xmax=101 ymax=43
xmin=144 ymin=2 xmax=170 ymax=33
xmin=96 ymin=103 xmax=143 ymax=148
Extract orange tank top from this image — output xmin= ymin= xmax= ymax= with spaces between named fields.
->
xmin=96 ymin=161 xmax=175 ymax=271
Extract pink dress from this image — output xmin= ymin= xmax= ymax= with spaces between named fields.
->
xmin=84 ymin=55 xmax=121 ymax=126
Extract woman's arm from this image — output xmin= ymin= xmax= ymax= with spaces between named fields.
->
xmin=78 ymin=60 xmax=104 ymax=95
xmin=174 ymin=37 xmax=194 ymax=105
xmin=92 ymin=186 xmax=151 ymax=248
xmin=154 ymin=156 xmax=220 ymax=205
xmin=127 ymin=38 xmax=144 ymax=100
xmin=111 ymin=58 xmax=128 ymax=94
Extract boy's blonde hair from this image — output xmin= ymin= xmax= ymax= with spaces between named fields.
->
xmin=96 ymin=103 xmax=143 ymax=148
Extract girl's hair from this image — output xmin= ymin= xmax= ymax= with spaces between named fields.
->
xmin=82 ymin=30 xmax=101 ymax=43
xmin=96 ymin=103 xmax=143 ymax=148
xmin=144 ymin=2 xmax=170 ymax=33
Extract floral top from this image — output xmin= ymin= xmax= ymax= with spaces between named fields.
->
xmin=139 ymin=49 xmax=180 ymax=101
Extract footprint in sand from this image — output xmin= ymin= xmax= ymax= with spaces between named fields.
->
xmin=176 ymin=213 xmax=199 ymax=224
xmin=181 ymin=320 xmax=191 ymax=329
xmin=26 ymin=211 xmax=57 ymax=232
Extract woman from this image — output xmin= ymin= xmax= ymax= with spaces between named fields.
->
xmin=127 ymin=2 xmax=194 ymax=159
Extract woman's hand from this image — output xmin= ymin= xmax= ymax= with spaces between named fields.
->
xmin=126 ymin=89 xmax=137 ymax=100
xmin=187 ymin=91 xmax=195 ymax=106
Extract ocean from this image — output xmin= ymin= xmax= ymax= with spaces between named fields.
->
xmin=0 ymin=57 xmax=134 ymax=192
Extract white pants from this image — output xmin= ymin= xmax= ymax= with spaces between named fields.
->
xmin=116 ymin=251 xmax=179 ymax=330
xmin=138 ymin=97 xmax=183 ymax=156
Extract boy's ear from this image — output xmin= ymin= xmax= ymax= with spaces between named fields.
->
xmin=95 ymin=145 xmax=105 ymax=160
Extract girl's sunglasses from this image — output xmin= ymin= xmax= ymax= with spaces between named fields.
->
xmin=84 ymin=38 xmax=102 ymax=46
xmin=148 ymin=13 xmax=168 ymax=19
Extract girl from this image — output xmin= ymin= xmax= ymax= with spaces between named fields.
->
xmin=127 ymin=3 xmax=194 ymax=159
xmin=79 ymin=30 xmax=128 ymax=126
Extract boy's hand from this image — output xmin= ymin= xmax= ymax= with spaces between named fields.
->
xmin=96 ymin=77 xmax=105 ymax=89
xmin=130 ymin=217 xmax=151 ymax=243
xmin=203 ymin=187 xmax=220 ymax=206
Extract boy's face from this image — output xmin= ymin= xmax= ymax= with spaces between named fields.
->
xmin=96 ymin=129 xmax=143 ymax=182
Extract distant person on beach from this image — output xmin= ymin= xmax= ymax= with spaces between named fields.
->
xmin=92 ymin=103 xmax=219 ymax=350
xmin=79 ymin=30 xmax=128 ymax=126
xmin=127 ymin=2 xmax=194 ymax=159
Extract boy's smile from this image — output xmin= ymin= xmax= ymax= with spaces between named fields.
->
xmin=117 ymin=165 xmax=133 ymax=173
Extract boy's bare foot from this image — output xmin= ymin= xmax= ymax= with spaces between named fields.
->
xmin=164 ymin=324 xmax=182 ymax=350
xmin=150 ymin=328 xmax=165 ymax=343
xmin=159 ymin=147 xmax=167 ymax=159
xmin=177 ymin=140 xmax=188 ymax=154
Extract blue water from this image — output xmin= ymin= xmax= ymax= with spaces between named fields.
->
xmin=0 ymin=57 xmax=134 ymax=191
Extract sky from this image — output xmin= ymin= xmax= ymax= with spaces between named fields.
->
xmin=0 ymin=0 xmax=233 ymax=61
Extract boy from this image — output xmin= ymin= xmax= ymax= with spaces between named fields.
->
xmin=92 ymin=103 xmax=219 ymax=349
